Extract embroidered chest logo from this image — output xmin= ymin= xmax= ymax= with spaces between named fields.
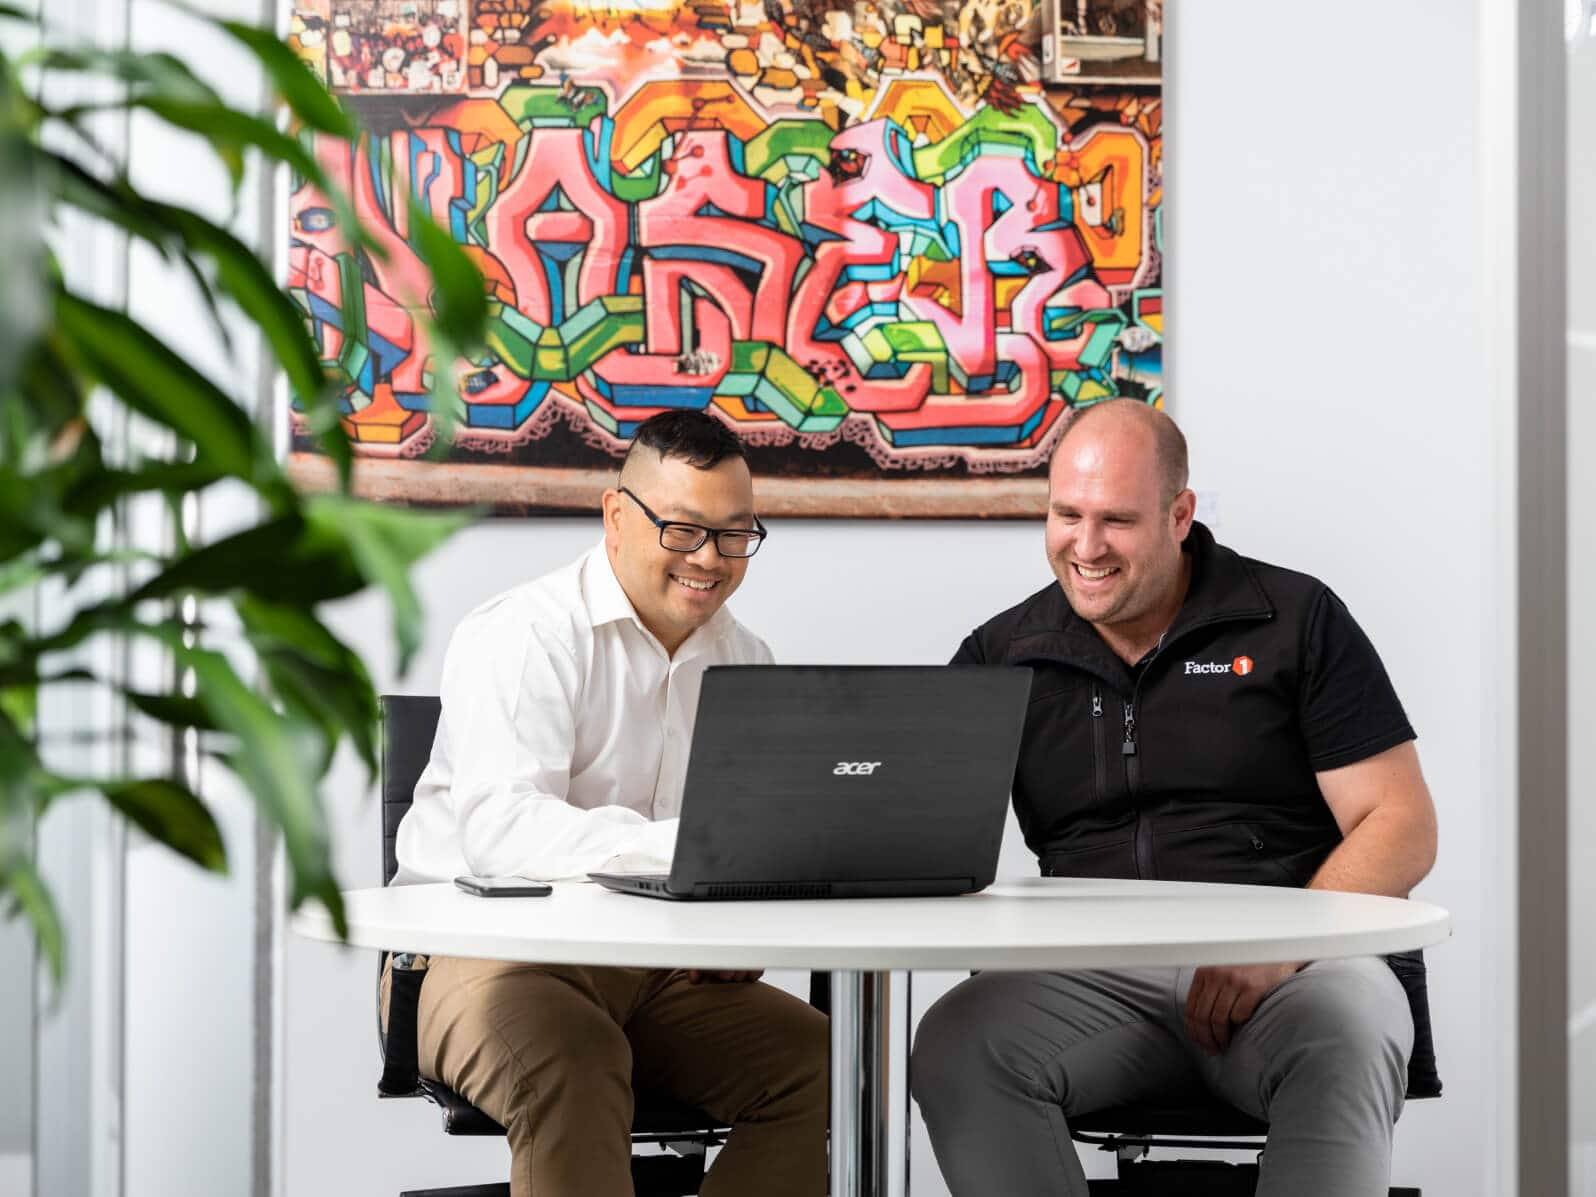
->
xmin=1184 ymin=656 xmax=1256 ymax=676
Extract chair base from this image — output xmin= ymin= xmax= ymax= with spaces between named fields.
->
xmin=398 ymin=1148 xmax=709 ymax=1197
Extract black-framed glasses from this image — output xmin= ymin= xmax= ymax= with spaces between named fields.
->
xmin=619 ymin=487 xmax=768 ymax=558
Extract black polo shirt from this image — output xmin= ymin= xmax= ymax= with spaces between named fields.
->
xmin=953 ymin=521 xmax=1416 ymax=887
xmin=955 ymin=526 xmax=1442 ymax=1097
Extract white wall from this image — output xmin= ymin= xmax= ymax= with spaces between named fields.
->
xmin=1167 ymin=3 xmax=1496 ymax=1191
xmin=282 ymin=1 xmax=1504 ymax=1194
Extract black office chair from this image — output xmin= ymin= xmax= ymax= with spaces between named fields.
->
xmin=1069 ymin=956 xmax=1442 ymax=1195
xmin=376 ymin=694 xmax=736 ymax=1197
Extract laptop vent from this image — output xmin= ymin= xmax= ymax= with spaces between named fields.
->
xmin=703 ymin=882 xmax=834 ymax=901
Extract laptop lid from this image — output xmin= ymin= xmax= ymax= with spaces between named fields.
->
xmin=666 ymin=665 xmax=1032 ymax=898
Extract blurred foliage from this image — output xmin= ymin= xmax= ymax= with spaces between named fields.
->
xmin=0 ymin=2 xmax=486 ymax=981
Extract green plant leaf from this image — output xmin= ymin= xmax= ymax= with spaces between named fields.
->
xmin=129 ymin=515 xmax=364 ymax=607
xmin=135 ymin=98 xmax=320 ymax=190
xmin=0 ymin=554 xmax=46 ymax=600
xmin=402 ymin=204 xmax=487 ymax=460
xmin=413 ymin=313 xmax=464 ymax=460
xmin=305 ymin=496 xmax=471 ymax=675
xmin=0 ymin=448 xmax=98 ymax=568
xmin=62 ymin=459 xmax=226 ymax=516
xmin=123 ymin=690 xmax=218 ymax=732
xmin=50 ymin=154 xmax=352 ymax=486
xmin=101 ymin=778 xmax=227 ymax=872
xmin=0 ymin=710 xmax=61 ymax=983
xmin=1 ymin=857 xmax=63 ymax=985
xmin=162 ymin=204 xmax=351 ymax=486
xmin=27 ymin=47 xmax=224 ymax=107
xmin=9 ymin=326 xmax=83 ymax=445
xmin=55 ymin=290 xmax=264 ymax=482
xmin=1 ymin=17 xmax=477 ymax=973
xmin=0 ymin=600 xmax=143 ymax=675
xmin=47 ymin=92 xmax=323 ymax=193
xmin=213 ymin=19 xmax=355 ymax=139
xmin=240 ymin=597 xmax=378 ymax=778
xmin=39 ymin=94 xmax=381 ymax=279
xmin=34 ymin=46 xmax=312 ymax=199
xmin=234 ymin=595 xmax=350 ymax=672
xmin=405 ymin=194 xmax=487 ymax=350
xmin=0 ymin=475 xmax=48 ymax=563
xmin=0 ymin=701 xmax=36 ymax=775
xmin=173 ymin=642 xmax=344 ymax=936
xmin=52 ymin=158 xmax=328 ymax=408
xmin=49 ymin=547 xmax=164 ymax=590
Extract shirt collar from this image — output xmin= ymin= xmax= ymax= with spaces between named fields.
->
xmin=582 ymin=541 xmax=643 ymax=630
xmin=1002 ymin=522 xmax=1275 ymax=684
xmin=580 ymin=541 xmax=735 ymax=652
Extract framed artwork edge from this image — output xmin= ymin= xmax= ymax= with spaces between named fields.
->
xmin=283 ymin=0 xmax=1162 ymax=520
xmin=287 ymin=451 xmax=1050 ymax=519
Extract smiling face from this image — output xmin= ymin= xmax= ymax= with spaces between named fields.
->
xmin=1045 ymin=406 xmax=1195 ymax=653
xmin=601 ymin=449 xmax=757 ymax=655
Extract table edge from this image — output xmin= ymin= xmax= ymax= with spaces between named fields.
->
xmin=290 ymin=906 xmax=1452 ymax=972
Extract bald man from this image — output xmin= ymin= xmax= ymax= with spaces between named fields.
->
xmin=911 ymin=400 xmax=1440 ymax=1197
xmin=386 ymin=411 xmax=826 ymax=1197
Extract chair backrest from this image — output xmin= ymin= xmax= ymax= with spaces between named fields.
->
xmin=380 ymin=695 xmax=442 ymax=886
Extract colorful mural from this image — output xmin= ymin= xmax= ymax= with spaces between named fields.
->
xmin=287 ymin=0 xmax=1162 ymax=516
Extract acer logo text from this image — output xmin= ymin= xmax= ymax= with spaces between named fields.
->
xmin=834 ymin=761 xmax=883 ymax=776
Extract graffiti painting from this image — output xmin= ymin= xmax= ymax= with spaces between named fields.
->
xmin=286 ymin=0 xmax=1163 ymax=516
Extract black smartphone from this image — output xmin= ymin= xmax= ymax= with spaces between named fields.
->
xmin=454 ymin=875 xmax=554 ymax=898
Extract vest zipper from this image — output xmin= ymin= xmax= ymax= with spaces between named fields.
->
xmin=1088 ymin=613 xmax=1273 ymax=883
xmin=1123 ymin=696 xmax=1154 ymax=879
xmin=1090 ymin=687 xmax=1106 ymax=803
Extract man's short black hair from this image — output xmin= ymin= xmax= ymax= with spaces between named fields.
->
xmin=624 ymin=410 xmax=748 ymax=472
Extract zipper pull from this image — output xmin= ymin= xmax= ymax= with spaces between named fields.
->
xmin=1121 ymin=701 xmax=1137 ymax=756
xmin=1091 ymin=689 xmax=1103 ymax=718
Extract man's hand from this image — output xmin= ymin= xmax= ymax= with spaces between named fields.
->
xmin=1182 ymin=962 xmax=1304 ymax=1054
xmin=686 ymin=970 xmax=763 ymax=984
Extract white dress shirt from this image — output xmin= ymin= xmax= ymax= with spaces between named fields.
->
xmin=392 ymin=542 xmax=774 ymax=884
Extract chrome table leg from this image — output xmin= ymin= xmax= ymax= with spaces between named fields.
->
xmin=829 ymin=969 xmax=911 ymax=1197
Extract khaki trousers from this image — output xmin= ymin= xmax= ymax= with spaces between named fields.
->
xmin=383 ymin=956 xmax=828 ymax=1197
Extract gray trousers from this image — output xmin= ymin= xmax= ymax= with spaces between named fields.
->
xmin=911 ymin=958 xmax=1413 ymax=1197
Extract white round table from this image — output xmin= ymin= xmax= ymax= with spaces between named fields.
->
xmin=293 ymin=875 xmax=1450 ymax=1197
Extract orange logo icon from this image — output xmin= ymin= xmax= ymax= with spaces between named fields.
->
xmin=1232 ymin=656 xmax=1254 ymax=676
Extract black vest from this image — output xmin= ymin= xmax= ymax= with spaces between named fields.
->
xmin=954 ymin=523 xmax=1441 ymax=1097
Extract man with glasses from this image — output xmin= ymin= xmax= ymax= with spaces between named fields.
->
xmin=386 ymin=411 xmax=825 ymax=1197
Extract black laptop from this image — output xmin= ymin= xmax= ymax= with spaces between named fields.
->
xmin=589 ymin=664 xmax=1032 ymax=900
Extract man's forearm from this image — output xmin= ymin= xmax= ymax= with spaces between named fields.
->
xmin=1306 ymin=803 xmax=1437 ymax=897
xmin=455 ymin=787 xmax=678 ymax=880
